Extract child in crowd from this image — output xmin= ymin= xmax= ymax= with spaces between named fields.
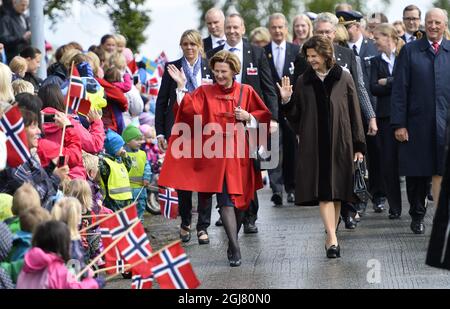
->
xmin=115 ymin=34 xmax=127 ymax=54
xmin=140 ymin=124 xmax=162 ymax=175
xmin=11 ymin=79 xmax=34 ymax=96
xmin=51 ymin=197 xmax=87 ymax=273
xmin=122 ymin=124 xmax=151 ymax=224
xmin=9 ymin=56 xmax=27 ymax=80
xmin=16 ymin=221 xmax=102 ymax=289
xmin=64 ymin=179 xmax=102 ymax=264
xmin=6 ymin=183 xmax=41 ymax=233
xmin=99 ymin=129 xmax=133 ymax=212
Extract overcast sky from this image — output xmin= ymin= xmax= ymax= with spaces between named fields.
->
xmin=44 ymin=0 xmax=435 ymax=61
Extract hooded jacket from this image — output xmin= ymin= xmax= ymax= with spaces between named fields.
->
xmin=16 ymin=247 xmax=98 ymax=289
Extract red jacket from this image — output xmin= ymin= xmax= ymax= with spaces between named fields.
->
xmin=97 ymin=78 xmax=128 ymax=132
xmin=158 ymin=83 xmax=271 ymax=210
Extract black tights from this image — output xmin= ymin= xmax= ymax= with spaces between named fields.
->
xmin=219 ymin=206 xmax=245 ymax=260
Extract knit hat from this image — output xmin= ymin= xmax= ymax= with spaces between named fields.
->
xmin=0 ymin=194 xmax=13 ymax=222
xmin=0 ymin=222 xmax=13 ymax=262
xmin=140 ymin=124 xmax=155 ymax=139
xmin=122 ymin=124 xmax=143 ymax=143
xmin=104 ymin=129 xmax=125 ymax=156
xmin=139 ymin=112 xmax=155 ymax=127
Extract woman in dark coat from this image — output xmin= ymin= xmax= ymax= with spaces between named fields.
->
xmin=278 ymin=36 xmax=366 ymax=258
xmin=370 ymin=24 xmax=405 ymax=219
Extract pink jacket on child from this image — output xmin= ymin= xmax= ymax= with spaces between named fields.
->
xmin=16 ymin=247 xmax=99 ymax=289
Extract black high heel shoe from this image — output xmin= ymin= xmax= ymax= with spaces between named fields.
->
xmin=325 ymin=244 xmax=341 ymax=258
xmin=227 ymin=248 xmax=241 ymax=267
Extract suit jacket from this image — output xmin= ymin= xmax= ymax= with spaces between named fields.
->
xmin=155 ymin=57 xmax=212 ymax=139
xmin=207 ymin=41 xmax=278 ymax=121
xmin=356 ymin=39 xmax=379 ymax=105
xmin=203 ymin=36 xmax=213 ymax=53
xmin=264 ymin=42 xmax=299 ymax=119
xmin=370 ymin=55 xmax=396 ymax=118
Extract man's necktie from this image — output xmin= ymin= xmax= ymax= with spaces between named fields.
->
xmin=432 ymin=42 xmax=440 ymax=54
xmin=352 ymin=45 xmax=359 ymax=56
xmin=229 ymin=47 xmax=238 ymax=53
xmin=275 ymin=46 xmax=283 ymax=79
xmin=217 ymin=39 xmax=225 ymax=46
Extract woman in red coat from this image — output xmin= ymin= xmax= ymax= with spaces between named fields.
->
xmin=158 ymin=51 xmax=271 ymax=266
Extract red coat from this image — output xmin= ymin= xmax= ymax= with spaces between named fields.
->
xmin=96 ymin=78 xmax=128 ymax=132
xmin=158 ymin=82 xmax=271 ymax=210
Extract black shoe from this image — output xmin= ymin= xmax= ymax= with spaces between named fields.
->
xmin=410 ymin=220 xmax=425 ymax=234
xmin=389 ymin=213 xmax=401 ymax=220
xmin=244 ymin=223 xmax=258 ymax=234
xmin=326 ymin=245 xmax=341 ymax=259
xmin=373 ymin=202 xmax=385 ymax=213
xmin=215 ymin=218 xmax=223 ymax=226
xmin=197 ymin=230 xmax=210 ymax=245
xmin=427 ymin=194 xmax=434 ymax=202
xmin=343 ymin=216 xmax=357 ymax=229
xmin=271 ymin=192 xmax=283 ymax=206
xmin=357 ymin=202 xmax=367 ymax=216
xmin=287 ymin=192 xmax=295 ymax=203
xmin=180 ymin=226 xmax=191 ymax=243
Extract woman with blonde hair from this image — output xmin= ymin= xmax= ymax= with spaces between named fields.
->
xmin=249 ymin=27 xmax=271 ymax=48
xmin=0 ymin=63 xmax=14 ymax=103
xmin=292 ymin=14 xmax=313 ymax=47
xmin=370 ymin=23 xmax=405 ymax=220
xmin=278 ymin=36 xmax=366 ymax=258
xmin=155 ymin=29 xmax=214 ymax=247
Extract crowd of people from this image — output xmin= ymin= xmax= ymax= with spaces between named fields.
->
xmin=1 ymin=0 xmax=450 ymax=289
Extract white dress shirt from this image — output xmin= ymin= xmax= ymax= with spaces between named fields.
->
xmin=271 ymin=40 xmax=287 ymax=79
xmin=348 ymin=35 xmax=364 ymax=55
xmin=212 ymin=35 xmax=227 ymax=49
xmin=405 ymin=32 xmax=415 ymax=43
xmin=381 ymin=50 xmax=396 ymax=75
xmin=224 ymin=40 xmax=244 ymax=83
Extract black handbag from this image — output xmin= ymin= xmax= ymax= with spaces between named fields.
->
xmin=353 ymin=160 xmax=371 ymax=203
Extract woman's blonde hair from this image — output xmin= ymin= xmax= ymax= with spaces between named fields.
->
xmin=107 ymin=52 xmax=127 ymax=71
xmin=86 ymin=51 xmax=101 ymax=76
xmin=63 ymin=179 xmax=93 ymax=213
xmin=9 ymin=56 xmax=27 ymax=75
xmin=292 ymin=14 xmax=313 ymax=43
xmin=12 ymin=79 xmax=34 ymax=96
xmin=209 ymin=50 xmax=241 ymax=75
xmin=179 ymin=29 xmax=204 ymax=58
xmin=51 ymin=197 xmax=82 ymax=240
xmin=0 ymin=63 xmax=14 ymax=103
xmin=374 ymin=23 xmax=405 ymax=56
xmin=82 ymin=151 xmax=99 ymax=176
xmin=249 ymin=27 xmax=271 ymax=46
xmin=334 ymin=24 xmax=349 ymax=46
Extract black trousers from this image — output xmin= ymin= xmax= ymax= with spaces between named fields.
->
xmin=177 ymin=190 xmax=212 ymax=232
xmin=243 ymin=192 xmax=259 ymax=225
xmin=406 ymin=176 xmax=430 ymax=221
xmin=268 ymin=116 xmax=297 ymax=194
xmin=378 ymin=118 xmax=402 ymax=215
xmin=365 ymin=125 xmax=386 ymax=203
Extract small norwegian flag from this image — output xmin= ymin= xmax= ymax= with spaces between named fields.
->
xmin=117 ymin=220 xmax=153 ymax=264
xmin=67 ymin=66 xmax=91 ymax=115
xmin=158 ymin=187 xmax=179 ymax=219
xmin=131 ymin=261 xmax=154 ymax=289
xmin=149 ymin=242 xmax=200 ymax=289
xmin=0 ymin=106 xmax=31 ymax=168
xmin=149 ymin=77 xmax=159 ymax=96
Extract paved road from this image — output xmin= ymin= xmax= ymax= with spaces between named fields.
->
xmin=107 ymin=186 xmax=450 ymax=289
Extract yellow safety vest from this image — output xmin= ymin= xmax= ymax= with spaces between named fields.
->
xmin=127 ymin=150 xmax=147 ymax=189
xmin=103 ymin=157 xmax=132 ymax=201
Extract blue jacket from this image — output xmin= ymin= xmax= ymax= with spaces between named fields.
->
xmin=391 ymin=37 xmax=450 ymax=176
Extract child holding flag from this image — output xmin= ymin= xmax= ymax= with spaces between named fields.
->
xmin=122 ymin=124 xmax=151 ymax=225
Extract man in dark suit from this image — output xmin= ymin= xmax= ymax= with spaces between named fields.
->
xmin=294 ymin=12 xmax=377 ymax=229
xmin=203 ymin=8 xmax=226 ymax=53
xmin=391 ymin=8 xmax=450 ymax=234
xmin=207 ymin=13 xmax=278 ymax=234
xmin=264 ymin=13 xmax=299 ymax=206
xmin=337 ymin=10 xmax=386 ymax=214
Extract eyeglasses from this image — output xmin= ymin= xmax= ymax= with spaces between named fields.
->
xmin=403 ymin=17 xmax=420 ymax=22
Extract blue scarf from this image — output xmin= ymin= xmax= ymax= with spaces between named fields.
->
xmin=181 ymin=57 xmax=201 ymax=93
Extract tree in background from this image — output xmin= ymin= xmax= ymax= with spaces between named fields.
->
xmin=434 ymin=0 xmax=450 ymax=17
xmin=45 ymin=0 xmax=150 ymax=51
